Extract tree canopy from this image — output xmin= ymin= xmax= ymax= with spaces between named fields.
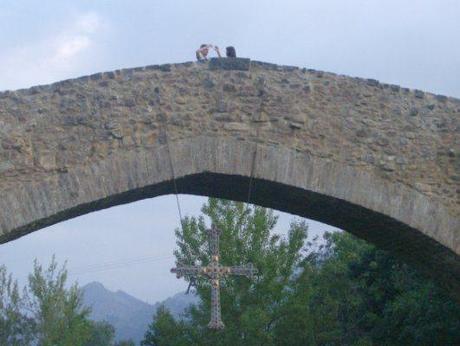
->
xmin=143 ymin=198 xmax=460 ymax=346
xmin=0 ymin=257 xmax=121 ymax=346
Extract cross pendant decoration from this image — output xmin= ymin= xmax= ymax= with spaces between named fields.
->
xmin=171 ymin=224 xmax=258 ymax=329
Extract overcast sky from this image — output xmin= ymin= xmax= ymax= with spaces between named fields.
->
xmin=1 ymin=0 xmax=459 ymax=303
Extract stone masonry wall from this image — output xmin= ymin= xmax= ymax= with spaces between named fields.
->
xmin=1 ymin=60 xmax=458 ymax=217
xmin=0 ymin=58 xmax=459 ymax=298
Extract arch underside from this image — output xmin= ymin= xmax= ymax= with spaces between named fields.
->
xmin=0 ymin=136 xmax=458 ymax=301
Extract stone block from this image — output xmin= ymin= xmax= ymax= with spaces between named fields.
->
xmin=89 ymin=73 xmax=103 ymax=81
xmin=366 ymin=79 xmax=379 ymax=87
xmin=223 ymin=84 xmax=236 ymax=92
xmin=285 ymin=113 xmax=305 ymax=124
xmin=414 ymin=89 xmax=424 ymax=98
xmin=436 ymin=94 xmax=448 ymax=102
xmin=251 ymin=61 xmax=278 ymax=70
xmin=223 ymin=122 xmax=250 ymax=131
xmin=0 ymin=161 xmax=14 ymax=174
xmin=409 ymin=108 xmax=418 ymax=116
xmin=208 ymin=58 xmax=250 ymax=71
xmin=289 ymin=122 xmax=302 ymax=129
xmin=280 ymin=65 xmax=298 ymax=72
xmin=159 ymin=64 xmax=171 ymax=72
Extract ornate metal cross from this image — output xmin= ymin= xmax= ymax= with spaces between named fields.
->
xmin=171 ymin=224 xmax=258 ymax=329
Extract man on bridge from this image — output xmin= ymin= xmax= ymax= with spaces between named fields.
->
xmin=196 ymin=44 xmax=221 ymax=61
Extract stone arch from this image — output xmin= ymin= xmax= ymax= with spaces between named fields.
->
xmin=0 ymin=58 xmax=458 ymax=299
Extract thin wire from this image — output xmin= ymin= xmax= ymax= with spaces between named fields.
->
xmin=171 ymin=171 xmax=184 ymax=227
xmin=247 ymin=145 xmax=257 ymax=204
xmin=68 ymin=254 xmax=172 ymax=272
xmin=165 ymin=131 xmax=184 ymax=228
xmin=247 ymin=76 xmax=265 ymax=205
xmin=156 ymin=81 xmax=185 ymax=230
xmin=68 ymin=255 xmax=174 ymax=276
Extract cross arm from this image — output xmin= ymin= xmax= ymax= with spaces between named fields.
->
xmin=208 ymin=279 xmax=225 ymax=329
xmin=170 ymin=264 xmax=205 ymax=279
xmin=228 ymin=263 xmax=258 ymax=279
xmin=208 ymin=225 xmax=220 ymax=258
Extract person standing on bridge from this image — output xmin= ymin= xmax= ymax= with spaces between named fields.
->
xmin=226 ymin=46 xmax=236 ymax=58
xmin=196 ymin=44 xmax=221 ymax=61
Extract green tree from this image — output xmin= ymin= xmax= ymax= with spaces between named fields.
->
xmin=288 ymin=232 xmax=460 ymax=345
xmin=0 ymin=265 xmax=34 ymax=345
xmin=1 ymin=258 xmax=110 ymax=346
xmin=115 ymin=339 xmax=136 ymax=346
xmin=142 ymin=305 xmax=191 ymax=346
xmin=344 ymin=235 xmax=460 ymax=345
xmin=85 ymin=320 xmax=115 ymax=346
xmin=143 ymin=198 xmax=309 ymax=346
xmin=25 ymin=256 xmax=93 ymax=346
xmin=145 ymin=198 xmax=460 ymax=345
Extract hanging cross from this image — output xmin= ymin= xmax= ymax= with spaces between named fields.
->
xmin=171 ymin=224 xmax=258 ymax=329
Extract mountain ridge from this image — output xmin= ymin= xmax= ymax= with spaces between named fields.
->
xmin=82 ymin=281 xmax=198 ymax=345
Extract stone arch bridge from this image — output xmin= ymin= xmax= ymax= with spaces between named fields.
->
xmin=0 ymin=58 xmax=458 ymax=299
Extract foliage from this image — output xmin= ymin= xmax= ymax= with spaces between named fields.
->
xmin=144 ymin=198 xmax=460 ymax=346
xmin=0 ymin=265 xmax=34 ymax=345
xmin=115 ymin=339 xmax=136 ymax=346
xmin=142 ymin=305 xmax=191 ymax=346
xmin=25 ymin=256 xmax=92 ymax=345
xmin=0 ymin=257 xmax=119 ymax=346
xmin=143 ymin=198 xmax=309 ymax=345
xmin=85 ymin=320 xmax=115 ymax=346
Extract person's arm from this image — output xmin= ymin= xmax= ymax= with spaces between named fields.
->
xmin=196 ymin=49 xmax=204 ymax=60
xmin=214 ymin=46 xmax=221 ymax=58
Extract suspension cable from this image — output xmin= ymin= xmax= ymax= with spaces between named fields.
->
xmin=164 ymin=129 xmax=185 ymax=228
xmin=247 ymin=145 xmax=257 ymax=204
xmin=246 ymin=76 xmax=266 ymax=205
xmin=155 ymin=83 xmax=185 ymax=230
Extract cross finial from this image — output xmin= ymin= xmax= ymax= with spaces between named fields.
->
xmin=171 ymin=224 xmax=258 ymax=329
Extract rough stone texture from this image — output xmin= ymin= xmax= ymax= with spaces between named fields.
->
xmin=208 ymin=57 xmax=250 ymax=71
xmin=0 ymin=58 xmax=459 ymax=300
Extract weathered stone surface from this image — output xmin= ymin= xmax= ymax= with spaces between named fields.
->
xmin=0 ymin=161 xmax=14 ymax=174
xmin=414 ymin=89 xmax=425 ymax=98
xmin=208 ymin=57 xmax=250 ymax=71
xmin=0 ymin=59 xmax=459 ymax=300
xmin=366 ymin=79 xmax=379 ymax=87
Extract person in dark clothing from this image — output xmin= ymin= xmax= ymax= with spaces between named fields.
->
xmin=226 ymin=46 xmax=236 ymax=58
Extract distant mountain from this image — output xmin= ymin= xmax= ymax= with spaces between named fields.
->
xmin=82 ymin=282 xmax=198 ymax=345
